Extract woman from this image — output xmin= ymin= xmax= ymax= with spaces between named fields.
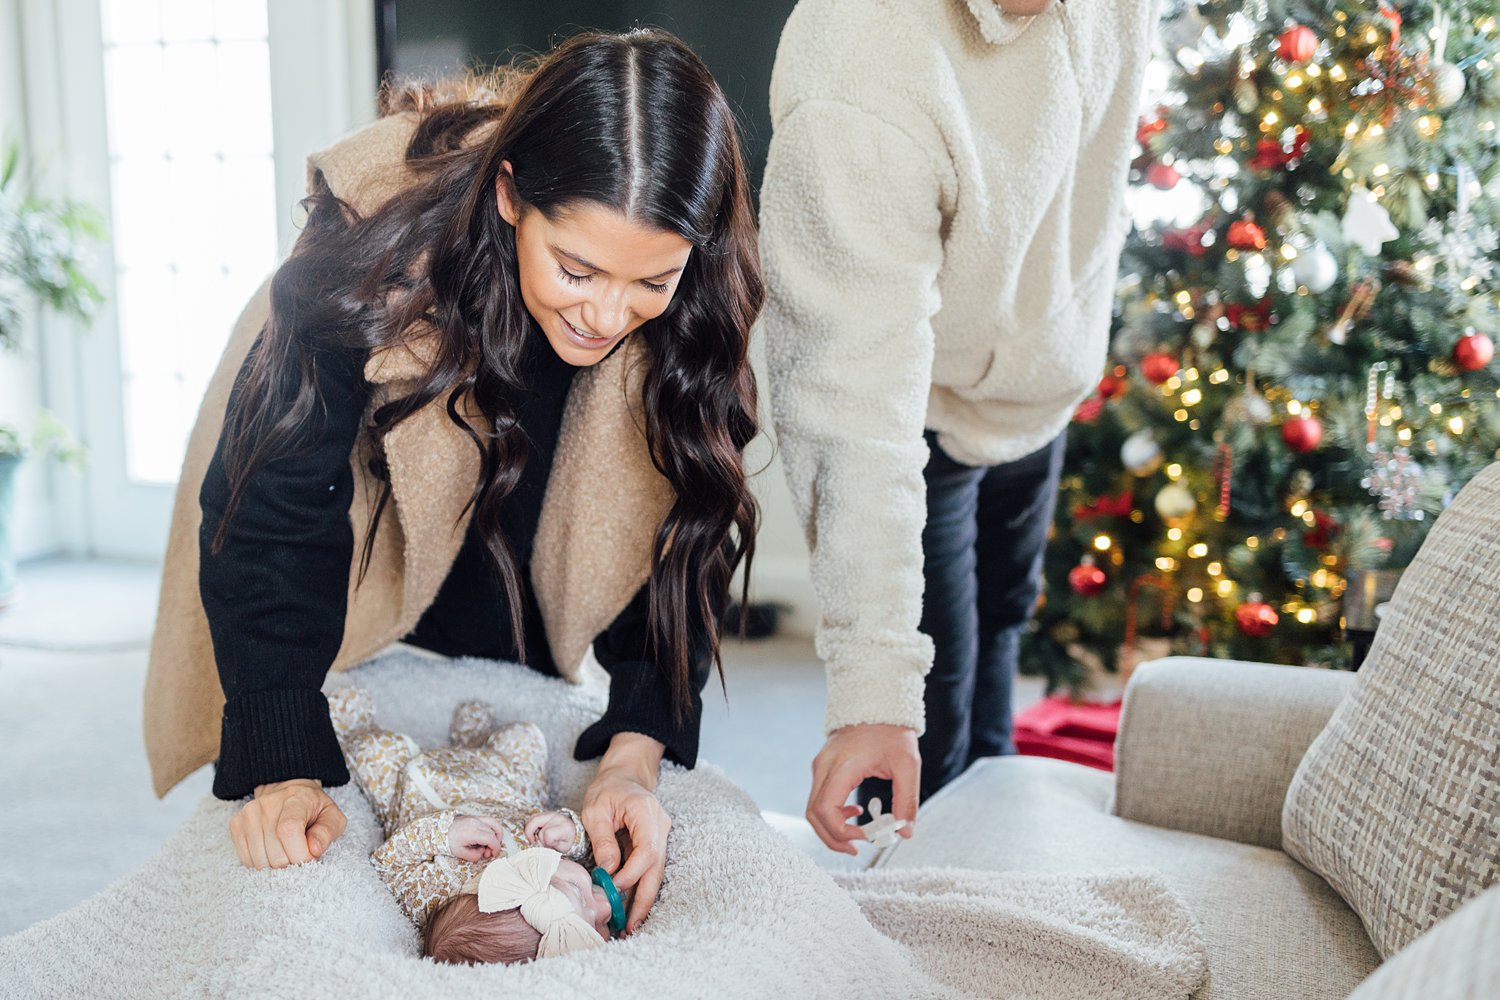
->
xmin=141 ymin=29 xmax=761 ymax=934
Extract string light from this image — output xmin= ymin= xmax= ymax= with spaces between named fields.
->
xmin=1449 ymin=416 xmax=1466 ymax=434
xmin=1207 ymin=562 xmax=1222 ymax=576
xmin=1290 ymin=500 xmax=1309 ymax=516
xmin=1155 ymin=557 xmax=1177 ymax=571
xmin=1093 ymin=534 xmax=1113 ymax=551
xmin=1185 ymin=368 xmax=1200 ymax=381
xmin=1188 ymin=543 xmax=1208 ymax=558
xmin=1288 ymin=399 xmax=1303 ymax=415
xmin=1430 ymin=403 xmax=1443 ymax=415
xmin=1297 ymin=607 xmax=1317 ymax=624
xmin=1209 ymin=369 xmax=1230 ymax=384
xmin=1167 ymin=528 xmax=1183 ymax=541
xmin=1182 ymin=388 xmax=1203 ymax=406
xmin=1187 ymin=588 xmax=1204 ymax=603
xmin=1166 ymin=463 xmax=1183 ymax=479
xmin=1174 ymin=408 xmax=1190 ymax=421
xmin=1246 ymin=536 xmax=1260 ymax=550
xmin=1308 ymin=98 xmax=1324 ymax=113
xmin=1217 ymin=579 xmax=1235 ymax=596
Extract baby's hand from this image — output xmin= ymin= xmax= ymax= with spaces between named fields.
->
xmin=524 ymin=811 xmax=578 ymax=853
xmin=448 ymin=815 xmax=505 ymax=861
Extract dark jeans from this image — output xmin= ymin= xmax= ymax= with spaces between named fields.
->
xmin=859 ymin=429 xmax=1065 ymax=814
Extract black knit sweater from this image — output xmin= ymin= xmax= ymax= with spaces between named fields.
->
xmin=199 ymin=327 xmax=710 ymax=800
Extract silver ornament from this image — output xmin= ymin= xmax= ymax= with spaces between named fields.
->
xmin=1431 ymin=62 xmax=1466 ymax=109
xmin=1121 ymin=430 xmax=1163 ymax=475
xmin=1291 ymin=242 xmax=1338 ymax=293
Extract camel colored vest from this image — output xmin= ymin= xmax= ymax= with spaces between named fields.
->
xmin=142 ymin=114 xmax=675 ymax=796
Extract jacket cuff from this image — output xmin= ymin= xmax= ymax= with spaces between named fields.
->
xmin=573 ymin=659 xmax=702 ymax=770
xmin=823 ymin=660 xmax=930 ymax=737
xmin=212 ymin=688 xmax=350 ymax=800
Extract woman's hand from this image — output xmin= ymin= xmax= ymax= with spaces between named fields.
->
xmin=228 ymin=778 xmax=347 ymax=869
xmin=580 ymin=732 xmax=671 ymax=935
xmin=449 ymin=814 xmax=506 ymax=861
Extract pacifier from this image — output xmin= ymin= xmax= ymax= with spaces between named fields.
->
xmin=590 ymin=866 xmax=627 ymax=935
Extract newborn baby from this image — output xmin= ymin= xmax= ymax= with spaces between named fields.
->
xmin=329 ymin=687 xmax=627 ymax=964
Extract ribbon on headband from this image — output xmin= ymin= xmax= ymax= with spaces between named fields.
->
xmin=473 ymin=847 xmax=606 ymax=959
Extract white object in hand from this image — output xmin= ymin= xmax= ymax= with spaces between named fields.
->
xmin=863 ymin=798 xmax=909 ymax=850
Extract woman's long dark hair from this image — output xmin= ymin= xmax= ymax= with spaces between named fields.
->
xmin=212 ymin=30 xmax=762 ymax=722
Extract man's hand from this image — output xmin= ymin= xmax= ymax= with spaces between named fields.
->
xmin=228 ymin=778 xmax=347 ymax=869
xmin=448 ymin=814 xmax=506 ymax=861
xmin=580 ymin=732 xmax=671 ymax=936
xmin=805 ymin=724 xmax=920 ymax=855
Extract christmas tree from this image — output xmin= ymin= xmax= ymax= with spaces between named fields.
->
xmin=1023 ymin=0 xmax=1500 ymax=691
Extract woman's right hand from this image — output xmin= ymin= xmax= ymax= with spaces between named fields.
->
xmin=228 ymin=778 xmax=347 ymax=869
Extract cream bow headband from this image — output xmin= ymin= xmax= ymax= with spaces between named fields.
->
xmin=471 ymin=847 xmax=605 ymax=959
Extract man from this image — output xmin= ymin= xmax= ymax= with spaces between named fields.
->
xmin=760 ymin=0 xmax=1159 ymax=852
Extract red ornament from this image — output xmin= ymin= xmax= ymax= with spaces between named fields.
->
xmin=1227 ymin=220 xmax=1268 ymax=250
xmin=1226 ymin=298 xmax=1274 ymax=332
xmin=1136 ymin=114 xmax=1168 ymax=149
xmin=1453 ymin=332 xmax=1495 ymax=372
xmin=1140 ymin=352 xmax=1181 ymax=385
xmin=1072 ymin=490 xmax=1135 ymax=521
xmin=1281 ymin=414 xmax=1324 ymax=453
xmin=1277 ymin=25 xmax=1318 ymax=63
xmin=1073 ymin=396 xmax=1104 ymax=423
xmin=1068 ymin=557 xmax=1107 ymax=597
xmin=1235 ymin=599 xmax=1280 ymax=637
xmin=1249 ymin=129 xmax=1311 ymax=171
xmin=1163 ymin=221 xmax=1212 ymax=257
xmin=1097 ymin=373 xmax=1126 ymax=399
xmin=1146 ymin=161 xmax=1181 ymax=191
xmin=1302 ymin=510 xmax=1340 ymax=550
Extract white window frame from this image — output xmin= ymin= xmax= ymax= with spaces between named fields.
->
xmin=17 ymin=0 xmax=375 ymax=559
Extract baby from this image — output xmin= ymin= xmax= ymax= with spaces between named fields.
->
xmin=329 ymin=687 xmax=627 ymax=965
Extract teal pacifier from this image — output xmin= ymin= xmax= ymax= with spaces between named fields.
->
xmin=590 ymin=866 xmax=627 ymax=935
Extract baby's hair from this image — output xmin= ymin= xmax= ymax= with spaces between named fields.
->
xmin=424 ymin=893 xmax=542 ymax=965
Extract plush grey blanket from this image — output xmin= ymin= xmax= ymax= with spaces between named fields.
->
xmin=0 ymin=651 xmax=1206 ymax=999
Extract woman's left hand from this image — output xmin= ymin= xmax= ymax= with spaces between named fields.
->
xmin=580 ymin=732 xmax=671 ymax=936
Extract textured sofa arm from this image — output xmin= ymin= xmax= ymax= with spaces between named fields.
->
xmin=1110 ymin=657 xmax=1354 ymax=849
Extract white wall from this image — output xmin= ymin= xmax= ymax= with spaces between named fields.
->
xmin=0 ymin=0 xmax=61 ymax=560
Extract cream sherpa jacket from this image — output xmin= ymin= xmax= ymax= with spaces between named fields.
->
xmin=761 ymin=0 xmax=1158 ymax=734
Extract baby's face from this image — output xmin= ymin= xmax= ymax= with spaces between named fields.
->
xmin=550 ymin=858 xmax=613 ymax=939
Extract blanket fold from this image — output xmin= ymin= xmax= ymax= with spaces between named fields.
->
xmin=0 ymin=651 xmax=1206 ymax=1000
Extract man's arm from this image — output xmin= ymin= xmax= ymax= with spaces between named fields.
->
xmin=760 ymin=99 xmax=949 ymax=850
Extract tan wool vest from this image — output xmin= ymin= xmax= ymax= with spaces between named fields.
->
xmin=142 ymin=114 xmax=675 ymax=796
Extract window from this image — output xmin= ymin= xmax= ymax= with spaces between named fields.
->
xmin=100 ymin=0 xmax=277 ymax=483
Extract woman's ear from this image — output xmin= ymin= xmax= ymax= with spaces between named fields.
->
xmin=495 ymin=160 xmax=521 ymax=226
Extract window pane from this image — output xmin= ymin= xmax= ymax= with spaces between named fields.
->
xmin=101 ymin=0 xmax=276 ymax=486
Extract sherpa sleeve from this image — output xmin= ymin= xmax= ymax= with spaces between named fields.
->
xmin=370 ymin=810 xmax=469 ymax=926
xmin=199 ymin=337 xmax=370 ymax=799
xmin=759 ymin=99 xmax=949 ymax=736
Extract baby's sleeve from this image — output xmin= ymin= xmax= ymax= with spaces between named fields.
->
xmin=557 ymin=807 xmax=590 ymax=863
xmin=370 ymin=810 xmax=466 ymax=926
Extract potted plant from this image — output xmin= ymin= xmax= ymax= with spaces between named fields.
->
xmin=0 ymin=141 xmax=103 ymax=605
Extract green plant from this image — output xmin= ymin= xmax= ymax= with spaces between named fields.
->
xmin=0 ymin=139 xmax=104 ymax=467
xmin=0 ymin=141 xmax=105 ymax=349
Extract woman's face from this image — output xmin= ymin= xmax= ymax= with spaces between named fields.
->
xmin=496 ymin=162 xmax=693 ymax=367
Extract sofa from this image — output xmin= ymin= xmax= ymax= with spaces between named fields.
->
xmin=874 ymin=462 xmax=1500 ymax=1000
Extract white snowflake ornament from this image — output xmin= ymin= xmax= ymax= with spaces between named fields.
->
xmin=1342 ymin=186 xmax=1399 ymax=256
xmin=862 ymin=798 xmax=909 ymax=851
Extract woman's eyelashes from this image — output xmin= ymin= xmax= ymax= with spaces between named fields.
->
xmin=555 ymin=264 xmax=671 ymax=295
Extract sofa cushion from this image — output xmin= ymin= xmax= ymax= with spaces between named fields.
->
xmin=1346 ymin=884 xmax=1500 ymax=1000
xmin=879 ymin=756 xmax=1380 ymax=1000
xmin=1282 ymin=463 xmax=1500 ymax=959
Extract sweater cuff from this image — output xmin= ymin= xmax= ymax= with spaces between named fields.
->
xmin=823 ymin=660 xmax=930 ymax=737
xmin=212 ymin=688 xmax=350 ymax=800
xmin=573 ymin=659 xmax=702 ymax=770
